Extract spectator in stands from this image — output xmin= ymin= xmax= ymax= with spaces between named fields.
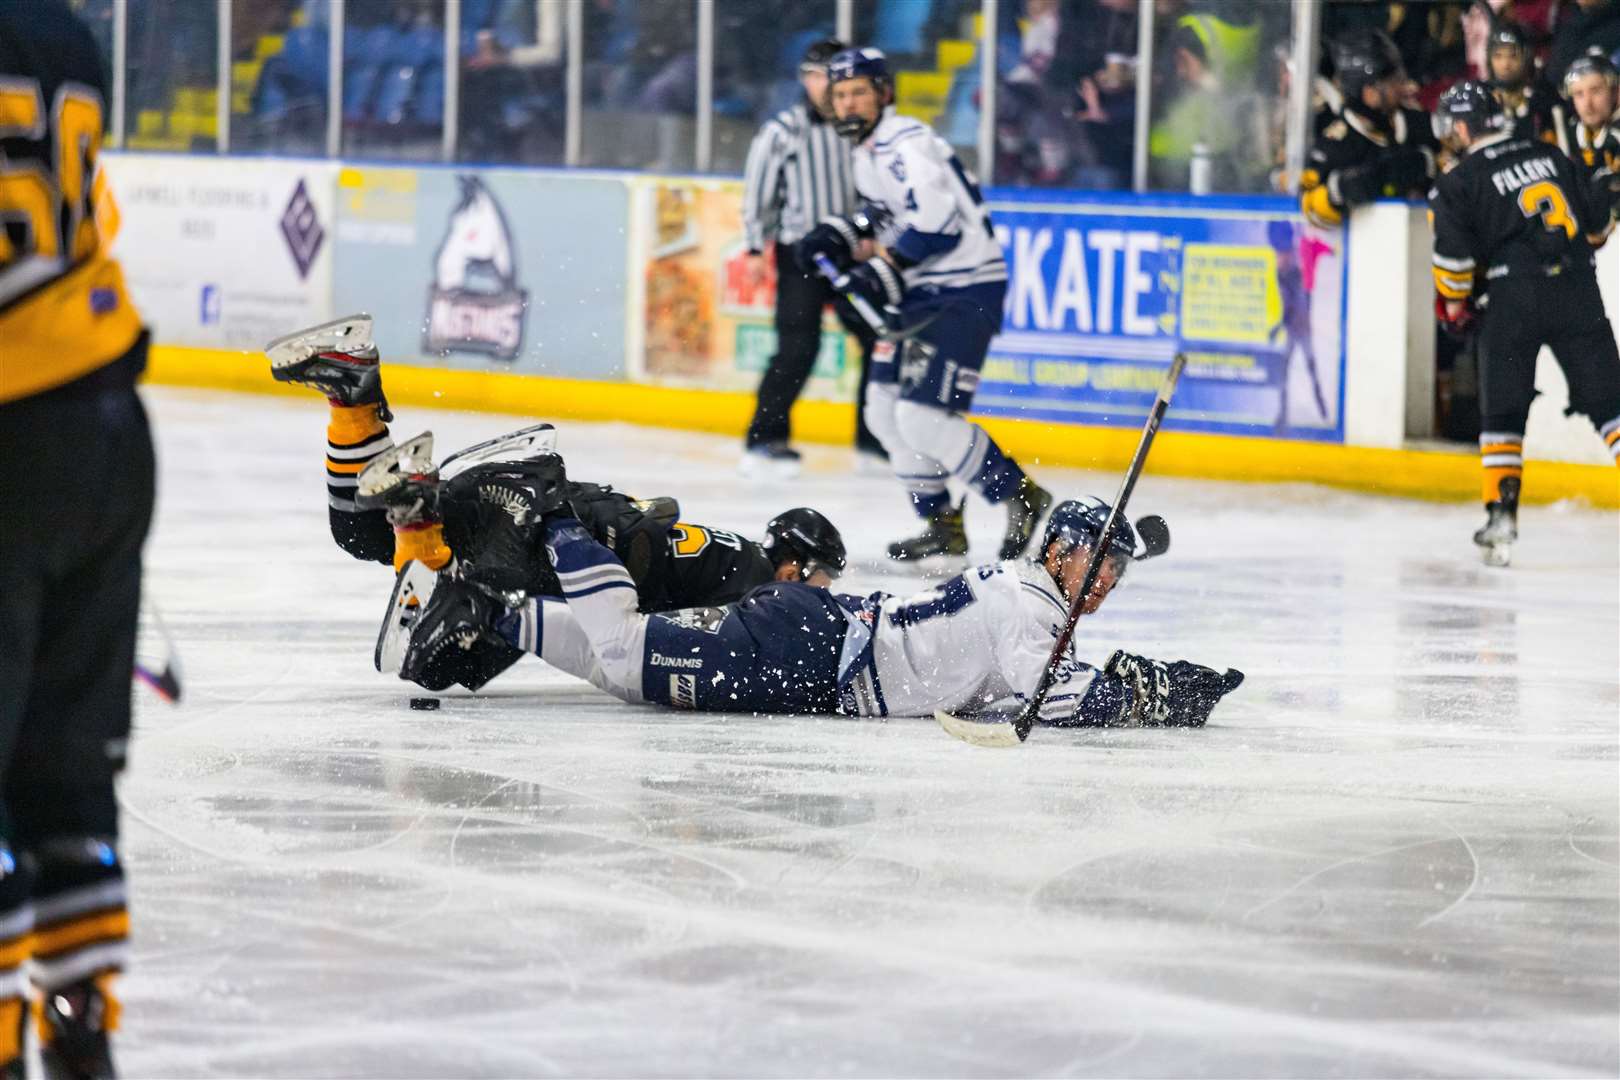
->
xmin=1041 ymin=0 xmax=1142 ymax=188
xmin=1550 ymin=0 xmax=1620 ymax=82
xmin=1149 ymin=5 xmax=1269 ymax=191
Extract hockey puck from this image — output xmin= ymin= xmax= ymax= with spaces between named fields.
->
xmin=409 ymin=697 xmax=441 ymax=711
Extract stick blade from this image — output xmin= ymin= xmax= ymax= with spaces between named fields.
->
xmin=934 ymin=709 xmax=1025 ymax=748
xmin=1135 ymin=514 xmax=1170 ymax=559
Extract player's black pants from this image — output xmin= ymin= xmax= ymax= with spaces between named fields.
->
xmin=745 ymin=241 xmax=882 ymax=453
xmin=0 ymin=337 xmax=153 ymax=1007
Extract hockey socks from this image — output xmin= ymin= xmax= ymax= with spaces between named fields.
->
xmin=326 ymin=404 xmax=393 ymax=516
xmin=1478 ymin=431 xmax=1524 ymax=505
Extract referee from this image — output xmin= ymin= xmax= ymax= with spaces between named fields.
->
xmin=740 ymin=37 xmax=881 ymax=478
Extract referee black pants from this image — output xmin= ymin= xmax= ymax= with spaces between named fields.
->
xmin=745 ymin=241 xmax=882 ymax=453
xmin=0 ymin=338 xmax=153 ymax=1006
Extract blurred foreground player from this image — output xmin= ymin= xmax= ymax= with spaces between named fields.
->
xmin=0 ymin=1 xmax=150 ymax=1075
xmin=798 ymin=47 xmax=1053 ymax=564
xmin=424 ymin=497 xmax=1241 ymax=728
xmin=265 ymin=317 xmax=848 ymax=691
xmin=1429 ymin=81 xmax=1620 ymax=566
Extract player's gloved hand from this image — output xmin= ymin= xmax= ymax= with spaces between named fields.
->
xmin=1591 ymin=168 xmax=1620 ymax=225
xmin=843 ymin=257 xmax=905 ymax=313
xmin=1435 ymin=294 xmax=1475 ymax=338
xmin=1380 ymin=144 xmax=1434 ymax=196
xmin=1105 ymin=650 xmax=1244 ymax=728
xmin=1334 ymin=160 xmax=1384 ymax=207
xmin=794 ymin=216 xmax=863 ymax=275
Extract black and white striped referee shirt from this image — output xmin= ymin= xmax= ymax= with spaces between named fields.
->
xmin=742 ymin=101 xmax=856 ymax=252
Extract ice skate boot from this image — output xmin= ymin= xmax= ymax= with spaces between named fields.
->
xmin=887 ymin=500 xmax=968 ymax=562
xmin=1473 ymin=476 xmax=1520 ymax=568
xmin=999 ymin=476 xmax=1054 ymax=560
xmin=356 ymin=432 xmax=440 ymax=525
xmin=38 ymin=975 xmax=118 ymax=1080
xmin=739 ymin=443 xmax=803 ymax=480
xmin=442 ymin=455 xmax=570 ymax=596
xmin=265 ymin=314 xmax=391 ymax=421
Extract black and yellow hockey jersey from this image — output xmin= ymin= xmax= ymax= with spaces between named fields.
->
xmin=0 ymin=0 xmax=142 ymax=404
xmin=1550 ymin=105 xmax=1620 ymax=203
xmin=1301 ymin=106 xmax=1438 ymax=229
xmin=1429 ymin=133 xmax=1607 ymax=302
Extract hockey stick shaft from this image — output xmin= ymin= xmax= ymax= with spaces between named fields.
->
xmin=811 ymin=253 xmax=888 ymax=333
xmin=1012 ymin=353 xmax=1187 ymax=742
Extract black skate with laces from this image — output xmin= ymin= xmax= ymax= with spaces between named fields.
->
xmin=441 ymin=455 xmax=571 ymax=596
xmin=1473 ymin=475 xmax=1519 ymax=568
xmin=999 ymin=476 xmax=1054 ymax=560
xmin=887 ymin=500 xmax=968 ymax=561
xmin=265 ymin=314 xmax=392 ymax=421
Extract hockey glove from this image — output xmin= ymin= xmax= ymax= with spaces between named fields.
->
xmin=1592 ymin=168 xmax=1620 ymax=225
xmin=1333 ymin=161 xmax=1385 ymax=207
xmin=794 ymin=216 xmax=864 ymax=275
xmin=1103 ymin=651 xmax=1245 ymax=728
xmin=844 ymin=257 xmax=905 ymax=313
xmin=1380 ymin=145 xmax=1434 ymax=197
xmin=399 ymin=576 xmax=524 ymax=692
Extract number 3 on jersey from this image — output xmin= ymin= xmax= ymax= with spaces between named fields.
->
xmin=1517 ymin=180 xmax=1576 ymax=239
xmin=670 ymin=523 xmax=743 ymax=558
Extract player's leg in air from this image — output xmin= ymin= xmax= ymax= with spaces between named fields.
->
xmin=264 ymin=314 xmax=428 ymax=569
xmin=863 ymin=285 xmax=1052 ymax=563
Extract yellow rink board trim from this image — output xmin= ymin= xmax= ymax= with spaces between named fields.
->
xmin=146 ymin=345 xmax=1619 ymax=509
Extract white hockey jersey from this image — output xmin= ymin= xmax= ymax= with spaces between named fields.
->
xmin=852 ymin=108 xmax=1006 ymax=291
xmin=839 ymin=561 xmax=1097 ymax=721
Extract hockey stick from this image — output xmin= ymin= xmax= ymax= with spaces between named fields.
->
xmin=134 ymin=596 xmax=182 ymax=704
xmin=935 ymin=352 xmax=1188 ymax=748
xmin=809 ymin=253 xmax=960 ymax=343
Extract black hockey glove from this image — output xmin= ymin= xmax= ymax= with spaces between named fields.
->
xmin=794 ymin=216 xmax=864 ymax=275
xmin=1334 ymin=161 xmax=1384 ymax=207
xmin=844 ymin=257 xmax=905 ymax=313
xmin=1379 ymin=144 xmax=1434 ymax=197
xmin=399 ymin=577 xmax=524 ymax=692
xmin=1592 ymin=168 xmax=1620 ymax=226
xmin=1102 ymin=651 xmax=1245 ymax=728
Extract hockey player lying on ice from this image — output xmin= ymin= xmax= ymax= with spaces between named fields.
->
xmin=265 ymin=315 xmax=849 ymax=691
xmin=399 ymin=465 xmax=1245 ymax=729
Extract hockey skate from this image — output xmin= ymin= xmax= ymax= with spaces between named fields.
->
xmin=38 ymin=976 xmax=117 ymax=1080
xmin=376 ymin=559 xmax=439 ymax=674
xmin=265 ymin=314 xmax=391 ymax=421
xmin=356 ymin=432 xmax=440 ymax=525
xmin=440 ymin=423 xmax=559 ymax=481
xmin=999 ymin=476 xmax=1054 ymax=561
xmin=888 ymin=500 xmax=968 ymax=562
xmin=441 ymin=455 xmax=570 ymax=596
xmin=1473 ymin=477 xmax=1520 ymax=568
xmin=397 ymin=576 xmax=523 ymax=693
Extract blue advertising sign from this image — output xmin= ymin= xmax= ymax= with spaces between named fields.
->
xmin=976 ymin=191 xmax=1348 ymax=441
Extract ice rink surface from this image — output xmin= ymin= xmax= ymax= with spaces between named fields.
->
xmin=120 ymin=386 xmax=1617 ymax=1078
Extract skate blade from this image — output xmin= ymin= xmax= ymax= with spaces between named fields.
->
xmin=1481 ymin=542 xmax=1512 ymax=568
xmin=441 ymin=422 xmax=559 ymax=480
xmin=376 ymin=559 xmax=439 ymax=674
xmin=264 ymin=313 xmax=374 ymax=367
xmin=357 ymin=431 xmax=435 ymax=502
xmin=738 ymin=455 xmax=802 ymax=481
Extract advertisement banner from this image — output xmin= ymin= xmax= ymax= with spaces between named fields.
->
xmin=978 ymin=192 xmax=1348 ymax=441
xmin=331 ymin=166 xmax=629 ymax=379
xmin=631 ymin=177 xmax=858 ymax=398
xmin=103 ymin=153 xmax=336 ymax=351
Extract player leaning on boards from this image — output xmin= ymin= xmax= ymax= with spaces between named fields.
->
xmin=0 ymin=2 xmax=149 ymax=1076
xmin=796 ymin=47 xmax=1054 ymax=565
xmin=407 ymin=488 xmax=1242 ymax=731
xmin=1429 ymin=81 xmax=1620 ymax=568
xmin=265 ymin=315 xmax=849 ymax=691
xmin=1299 ymin=29 xmax=1438 ymax=231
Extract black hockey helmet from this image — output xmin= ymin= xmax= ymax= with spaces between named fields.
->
xmin=764 ymin=507 xmax=846 ymax=580
xmin=1432 ymin=80 xmax=1506 ymax=143
xmin=1486 ymin=22 xmax=1533 ymax=87
xmin=1563 ymin=50 xmax=1620 ymax=97
xmin=801 ymin=37 xmax=847 ymax=72
xmin=1331 ymin=29 xmax=1404 ymax=101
